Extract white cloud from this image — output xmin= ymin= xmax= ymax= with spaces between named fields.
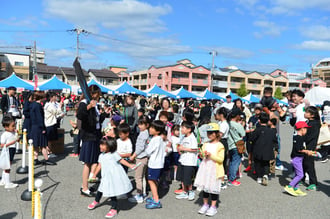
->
xmin=0 ymin=16 xmax=48 ymax=27
xmin=301 ymin=25 xmax=330 ymax=40
xmin=296 ymin=40 xmax=330 ymax=51
xmin=268 ymin=0 xmax=330 ymax=14
xmin=253 ymin=20 xmax=286 ymax=37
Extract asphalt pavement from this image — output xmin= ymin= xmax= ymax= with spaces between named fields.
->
xmin=0 ymin=113 xmax=329 ymax=219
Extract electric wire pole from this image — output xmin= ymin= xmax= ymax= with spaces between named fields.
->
xmin=209 ymin=50 xmax=218 ymax=92
xmin=68 ymin=28 xmax=90 ymax=59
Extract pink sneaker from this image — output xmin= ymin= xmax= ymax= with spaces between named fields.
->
xmin=88 ymin=201 xmax=99 ymax=210
xmin=228 ymin=180 xmax=241 ymax=186
xmin=105 ymin=209 xmax=117 ymax=218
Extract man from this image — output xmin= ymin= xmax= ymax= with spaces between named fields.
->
xmin=198 ymin=100 xmax=212 ymax=123
xmin=222 ymin=95 xmax=234 ymax=110
xmin=1 ymin=86 xmax=21 ymax=120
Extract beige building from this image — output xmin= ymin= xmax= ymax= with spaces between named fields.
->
xmin=0 ymin=53 xmax=30 ymax=80
xmin=312 ymin=58 xmax=330 ymax=87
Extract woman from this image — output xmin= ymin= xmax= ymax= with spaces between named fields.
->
xmin=147 ymin=98 xmax=161 ymax=120
xmin=22 ymin=92 xmax=33 ymax=139
xmin=44 ymin=92 xmax=64 ymax=157
xmin=155 ymin=97 xmax=173 ymax=120
xmin=122 ymin=95 xmax=139 ymax=145
xmin=233 ymin=98 xmax=251 ymax=123
xmin=77 ymin=85 xmax=102 ymax=196
xmin=30 ymin=92 xmax=56 ymax=165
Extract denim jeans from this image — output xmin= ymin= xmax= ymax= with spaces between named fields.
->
xmin=228 ymin=148 xmax=242 ymax=181
xmin=275 ymin=135 xmax=282 ymax=167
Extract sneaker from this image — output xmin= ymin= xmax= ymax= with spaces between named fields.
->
xmin=205 ymin=206 xmax=218 ymax=217
xmin=88 ymin=201 xmax=100 ymax=210
xmin=145 ymin=200 xmax=162 ymax=209
xmin=48 ymin=154 xmax=57 ymax=158
xmin=198 ymin=204 xmax=209 ymax=214
xmin=128 ymin=194 xmax=144 ymax=204
xmin=105 ymin=209 xmax=117 ymax=218
xmin=320 ymin=158 xmax=328 ymax=163
xmin=174 ymin=188 xmax=184 ymax=195
xmin=306 ymin=184 xmax=316 ymax=191
xmin=257 ymin=178 xmax=262 ymax=184
xmin=80 ymin=188 xmax=95 ymax=197
xmin=44 ymin=160 xmax=56 ymax=165
xmin=275 ymin=165 xmax=288 ymax=171
xmin=221 ymin=182 xmax=227 ymax=190
xmin=244 ymin=165 xmax=252 ymax=172
xmin=176 ymin=192 xmax=188 ymax=199
xmin=188 ymin=191 xmax=195 ymax=201
xmin=88 ymin=177 xmax=100 ymax=183
xmin=228 ymin=180 xmax=241 ymax=186
xmin=145 ymin=197 xmax=154 ymax=204
xmin=294 ymin=188 xmax=307 ymax=196
xmin=284 ymin=185 xmax=298 ymax=197
xmin=4 ymin=183 xmax=18 ymax=189
xmin=262 ymin=175 xmax=268 ymax=186
xmin=69 ymin=153 xmax=79 ymax=157
xmin=34 ymin=159 xmax=42 ymax=165
xmin=224 ymin=175 xmax=228 ymax=181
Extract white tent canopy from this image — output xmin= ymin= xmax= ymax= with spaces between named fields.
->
xmin=305 ymin=87 xmax=330 ymax=106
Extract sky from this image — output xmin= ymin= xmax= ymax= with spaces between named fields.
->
xmin=0 ymin=0 xmax=329 ymax=73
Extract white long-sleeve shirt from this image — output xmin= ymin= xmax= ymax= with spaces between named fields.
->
xmin=44 ymin=101 xmax=63 ymax=127
xmin=146 ymin=135 xmax=165 ymax=169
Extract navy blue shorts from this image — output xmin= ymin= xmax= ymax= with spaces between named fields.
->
xmin=148 ymin=168 xmax=162 ymax=181
xmin=171 ymin=152 xmax=180 ymax=165
xmin=9 ymin=148 xmax=16 ymax=162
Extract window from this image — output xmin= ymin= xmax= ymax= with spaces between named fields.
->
xmin=43 ymin=74 xmax=52 ymax=80
xmin=14 ymin=61 xmax=24 ymax=66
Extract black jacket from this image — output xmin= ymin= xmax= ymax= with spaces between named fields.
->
xmin=198 ymin=105 xmax=212 ymax=123
xmin=77 ymin=101 xmax=101 ymax=141
xmin=1 ymin=94 xmax=19 ymax=114
xmin=304 ymin=119 xmax=321 ymax=150
xmin=250 ymin=125 xmax=278 ymax=161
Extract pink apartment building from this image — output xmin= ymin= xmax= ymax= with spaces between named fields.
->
xmin=130 ymin=59 xmax=211 ymax=92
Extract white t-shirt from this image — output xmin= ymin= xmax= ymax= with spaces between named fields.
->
xmin=295 ymin=103 xmax=306 ymax=123
xmin=1 ymin=131 xmax=17 ymax=148
xmin=179 ymin=133 xmax=198 ymax=166
xmin=146 ymin=136 xmax=165 ymax=169
xmin=218 ymin=120 xmax=229 ymax=139
xmin=116 ymin=138 xmax=133 ymax=155
xmin=222 ymin=102 xmax=234 ymax=110
xmin=171 ymin=135 xmax=180 ymax=153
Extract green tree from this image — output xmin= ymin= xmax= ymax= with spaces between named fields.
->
xmin=237 ymin=83 xmax=248 ymax=97
xmin=274 ymin=87 xmax=283 ymax=99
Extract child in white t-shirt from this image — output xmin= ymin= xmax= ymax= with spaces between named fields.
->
xmin=0 ymin=116 xmax=19 ymax=189
xmin=116 ymin=123 xmax=133 ymax=173
xmin=171 ymin=125 xmax=180 ymax=180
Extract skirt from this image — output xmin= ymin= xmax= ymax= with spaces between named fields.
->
xmin=30 ymin=125 xmax=48 ymax=148
xmin=79 ymin=140 xmax=100 ymax=164
xmin=46 ymin=125 xmax=58 ymax=141
xmin=194 ymin=159 xmax=221 ymax=194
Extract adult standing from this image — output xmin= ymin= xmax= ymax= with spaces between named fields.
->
xmin=77 ymin=85 xmax=102 ymax=197
xmin=155 ymin=97 xmax=172 ymax=120
xmin=29 ymin=92 xmax=56 ymax=165
xmin=146 ymin=98 xmax=161 ymax=121
xmin=22 ymin=92 xmax=33 ymax=139
xmin=222 ymin=95 xmax=234 ymax=111
xmin=123 ymin=95 xmax=139 ymax=146
xmin=44 ymin=92 xmax=64 ymax=157
xmin=198 ymin=100 xmax=212 ymax=123
xmin=233 ymin=98 xmax=252 ymax=123
xmin=1 ymin=86 xmax=21 ymax=120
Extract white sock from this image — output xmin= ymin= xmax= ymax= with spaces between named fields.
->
xmin=4 ymin=172 xmax=11 ymax=185
xmin=89 ymin=172 xmax=93 ymax=179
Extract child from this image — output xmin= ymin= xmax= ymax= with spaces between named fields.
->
xmin=116 ymin=123 xmax=133 ymax=173
xmin=176 ymin=121 xmax=198 ymax=201
xmin=268 ymin=117 xmax=279 ymax=178
xmin=284 ymin=121 xmax=314 ymax=197
xmin=159 ymin=111 xmax=172 ymax=186
xmin=145 ymin=120 xmax=166 ymax=209
xmin=171 ymin=125 xmax=180 ymax=181
xmin=87 ymin=137 xmax=135 ymax=218
xmin=69 ymin=110 xmax=80 ymax=157
xmin=249 ymin=112 xmax=277 ymax=186
xmin=0 ymin=116 xmax=19 ymax=188
xmin=194 ymin=123 xmax=224 ymax=217
xmin=303 ymin=106 xmax=321 ymax=191
xmin=128 ymin=116 xmax=150 ymax=203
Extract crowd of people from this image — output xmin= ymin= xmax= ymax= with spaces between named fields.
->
xmin=0 ymin=85 xmax=329 ymax=218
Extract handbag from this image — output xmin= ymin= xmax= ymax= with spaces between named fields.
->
xmin=229 ymin=126 xmax=246 ymax=154
xmin=0 ymin=147 xmax=11 ymax=170
xmin=317 ymin=124 xmax=330 ymax=146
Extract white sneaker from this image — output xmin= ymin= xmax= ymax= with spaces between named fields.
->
xmin=262 ymin=175 xmax=268 ymax=186
xmin=198 ymin=204 xmax=209 ymax=214
xmin=275 ymin=165 xmax=288 ymax=171
xmin=257 ymin=178 xmax=262 ymax=184
xmin=188 ymin=191 xmax=195 ymax=201
xmin=205 ymin=206 xmax=218 ymax=217
xmin=221 ymin=182 xmax=227 ymax=190
xmin=5 ymin=183 xmax=18 ymax=189
xmin=128 ymin=194 xmax=144 ymax=203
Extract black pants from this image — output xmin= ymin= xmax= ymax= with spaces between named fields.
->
xmin=203 ymin=192 xmax=218 ymax=201
xmin=73 ymin=134 xmax=80 ymax=154
xmin=254 ymin=158 xmax=269 ymax=178
xmin=303 ymin=156 xmax=318 ymax=185
xmin=221 ymin=138 xmax=228 ymax=174
xmin=95 ymin=191 xmax=118 ymax=210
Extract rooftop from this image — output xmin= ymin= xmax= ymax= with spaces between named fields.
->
xmin=88 ymin=69 xmax=119 ymax=79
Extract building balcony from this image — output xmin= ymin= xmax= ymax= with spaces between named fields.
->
xmin=171 ymin=78 xmax=190 ymax=84
xmin=192 ymin=79 xmax=209 ymax=86
xmin=212 ymin=80 xmax=227 ymax=88
xmin=246 ymin=83 xmax=263 ymax=90
xmin=229 ymin=82 xmax=242 ymax=88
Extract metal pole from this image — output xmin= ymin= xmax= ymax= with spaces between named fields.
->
xmin=210 ymin=50 xmax=217 ymax=92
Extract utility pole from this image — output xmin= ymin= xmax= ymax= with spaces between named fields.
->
xmin=69 ymin=28 xmax=89 ymax=59
xmin=209 ymin=50 xmax=217 ymax=92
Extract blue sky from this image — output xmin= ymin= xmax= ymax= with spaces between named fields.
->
xmin=1 ymin=0 xmax=329 ymax=73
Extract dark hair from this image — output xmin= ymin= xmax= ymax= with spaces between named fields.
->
xmin=172 ymin=104 xmax=179 ymax=113
xmin=125 ymin=95 xmax=135 ymax=106
xmin=138 ymin=115 xmax=150 ymax=126
xmin=270 ymin=118 xmax=277 ymax=126
xmin=138 ymin=108 xmax=145 ymax=114
xmin=263 ymin=87 xmax=273 ymax=95
xmin=291 ymin=89 xmax=305 ymax=98
xmin=159 ymin=111 xmax=169 ymax=119
xmin=100 ymin=136 xmax=117 ymax=153
xmin=199 ymin=118 xmax=210 ymax=127
xmin=172 ymin=124 xmax=180 ymax=133
xmin=33 ymin=91 xmax=45 ymax=101
xmin=216 ymin=107 xmax=229 ymax=118
xmin=181 ymin=121 xmax=195 ymax=133
xmin=7 ymin=86 xmax=16 ymax=91
xmin=150 ymin=120 xmax=165 ymax=134
xmin=167 ymin=112 xmax=174 ymax=122
xmin=47 ymin=92 xmax=57 ymax=101
xmin=226 ymin=95 xmax=231 ymax=99
xmin=161 ymin=98 xmax=170 ymax=109
xmin=305 ymin=106 xmax=320 ymax=121
xmin=259 ymin=112 xmax=270 ymax=124
xmin=2 ymin=115 xmax=15 ymax=128
xmin=233 ymin=98 xmax=244 ymax=111
xmin=182 ymin=108 xmax=194 ymax=122
xmin=117 ymin=123 xmax=130 ymax=134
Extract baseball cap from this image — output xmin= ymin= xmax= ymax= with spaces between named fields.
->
xmin=207 ymin=123 xmax=220 ymax=131
xmin=295 ymin=121 xmax=311 ymax=129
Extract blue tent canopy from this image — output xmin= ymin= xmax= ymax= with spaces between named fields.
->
xmin=274 ymin=98 xmax=289 ymax=106
xmin=171 ymin=87 xmax=202 ymax=99
xmin=0 ymin=73 xmax=34 ymax=90
xmin=38 ymin=75 xmax=71 ymax=91
xmin=88 ymin=79 xmax=113 ymax=94
xmin=145 ymin=84 xmax=176 ymax=98
xmin=243 ymin=93 xmax=260 ymax=103
xmin=114 ymin=81 xmax=146 ymax=96
xmin=229 ymin=91 xmax=241 ymax=101
xmin=202 ymin=89 xmax=225 ymax=101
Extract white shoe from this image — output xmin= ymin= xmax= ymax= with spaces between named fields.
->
xmin=257 ymin=178 xmax=262 ymax=184
xmin=205 ymin=206 xmax=218 ymax=217
xmin=198 ymin=204 xmax=209 ymax=214
xmin=262 ymin=175 xmax=268 ymax=186
xmin=5 ymin=183 xmax=18 ymax=189
xmin=275 ymin=165 xmax=288 ymax=171
xmin=128 ymin=194 xmax=144 ymax=203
